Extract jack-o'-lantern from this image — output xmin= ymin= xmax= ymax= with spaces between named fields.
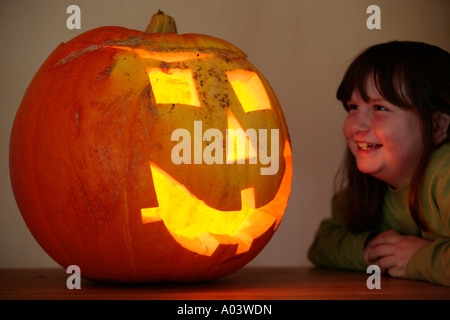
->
xmin=9 ymin=11 xmax=292 ymax=282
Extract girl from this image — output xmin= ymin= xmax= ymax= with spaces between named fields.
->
xmin=308 ymin=41 xmax=450 ymax=286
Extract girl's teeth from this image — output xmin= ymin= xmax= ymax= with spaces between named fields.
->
xmin=358 ymin=142 xmax=380 ymax=150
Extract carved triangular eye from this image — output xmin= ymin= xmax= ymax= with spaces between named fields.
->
xmin=147 ymin=67 xmax=200 ymax=106
xmin=226 ymin=70 xmax=272 ymax=113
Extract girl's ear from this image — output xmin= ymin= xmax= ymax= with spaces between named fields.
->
xmin=433 ymin=112 xmax=450 ymax=145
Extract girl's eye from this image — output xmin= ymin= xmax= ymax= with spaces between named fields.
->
xmin=347 ymin=104 xmax=358 ymax=111
xmin=374 ymin=104 xmax=389 ymax=111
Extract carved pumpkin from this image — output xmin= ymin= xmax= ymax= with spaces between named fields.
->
xmin=9 ymin=11 xmax=292 ymax=282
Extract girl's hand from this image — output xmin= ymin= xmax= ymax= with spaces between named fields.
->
xmin=363 ymin=230 xmax=431 ymax=278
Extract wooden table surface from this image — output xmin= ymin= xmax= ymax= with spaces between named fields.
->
xmin=1 ymin=267 xmax=449 ymax=300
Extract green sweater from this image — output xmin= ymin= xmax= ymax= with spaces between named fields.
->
xmin=308 ymin=143 xmax=450 ymax=286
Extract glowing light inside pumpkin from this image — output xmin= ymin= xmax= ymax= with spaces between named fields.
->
xmin=226 ymin=109 xmax=257 ymax=163
xmin=141 ymin=162 xmax=256 ymax=235
xmin=132 ymin=50 xmax=213 ymax=62
xmin=226 ymin=70 xmax=272 ymax=113
xmin=147 ymin=68 xmax=200 ymax=106
xmin=108 ymin=46 xmax=213 ymax=62
xmin=141 ymin=140 xmax=292 ymax=256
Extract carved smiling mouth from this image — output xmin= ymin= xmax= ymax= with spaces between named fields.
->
xmin=357 ymin=142 xmax=382 ymax=150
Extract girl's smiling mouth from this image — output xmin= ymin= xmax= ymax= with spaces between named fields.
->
xmin=357 ymin=142 xmax=382 ymax=151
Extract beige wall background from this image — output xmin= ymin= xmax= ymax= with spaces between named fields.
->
xmin=1 ymin=0 xmax=449 ymax=269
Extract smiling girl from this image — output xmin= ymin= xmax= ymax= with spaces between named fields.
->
xmin=308 ymin=41 xmax=450 ymax=286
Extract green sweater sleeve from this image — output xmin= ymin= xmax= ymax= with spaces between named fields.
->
xmin=405 ymin=239 xmax=450 ymax=286
xmin=308 ymin=194 xmax=373 ymax=272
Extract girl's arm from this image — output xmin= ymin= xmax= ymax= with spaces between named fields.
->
xmin=404 ymin=238 xmax=449 ymax=286
xmin=308 ymin=193 xmax=375 ymax=271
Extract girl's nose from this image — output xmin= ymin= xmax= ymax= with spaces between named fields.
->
xmin=345 ymin=110 xmax=371 ymax=136
xmin=353 ymin=116 xmax=370 ymax=133
xmin=352 ymin=113 xmax=370 ymax=133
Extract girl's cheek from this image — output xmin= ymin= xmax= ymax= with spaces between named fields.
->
xmin=343 ymin=118 xmax=353 ymax=140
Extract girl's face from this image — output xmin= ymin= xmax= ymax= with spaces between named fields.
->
xmin=343 ymin=81 xmax=423 ymax=188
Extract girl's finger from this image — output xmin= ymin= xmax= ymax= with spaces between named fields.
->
xmin=367 ymin=243 xmax=395 ymax=263
xmin=367 ymin=230 xmax=401 ymax=248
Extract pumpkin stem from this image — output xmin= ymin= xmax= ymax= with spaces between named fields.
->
xmin=145 ymin=10 xmax=177 ymax=34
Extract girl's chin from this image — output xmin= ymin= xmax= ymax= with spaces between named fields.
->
xmin=356 ymin=163 xmax=382 ymax=177
xmin=356 ymin=166 xmax=396 ymax=186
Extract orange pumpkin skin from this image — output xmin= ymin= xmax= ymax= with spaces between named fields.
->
xmin=10 ymin=20 xmax=292 ymax=282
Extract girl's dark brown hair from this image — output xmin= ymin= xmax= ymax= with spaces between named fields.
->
xmin=335 ymin=41 xmax=450 ymax=233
